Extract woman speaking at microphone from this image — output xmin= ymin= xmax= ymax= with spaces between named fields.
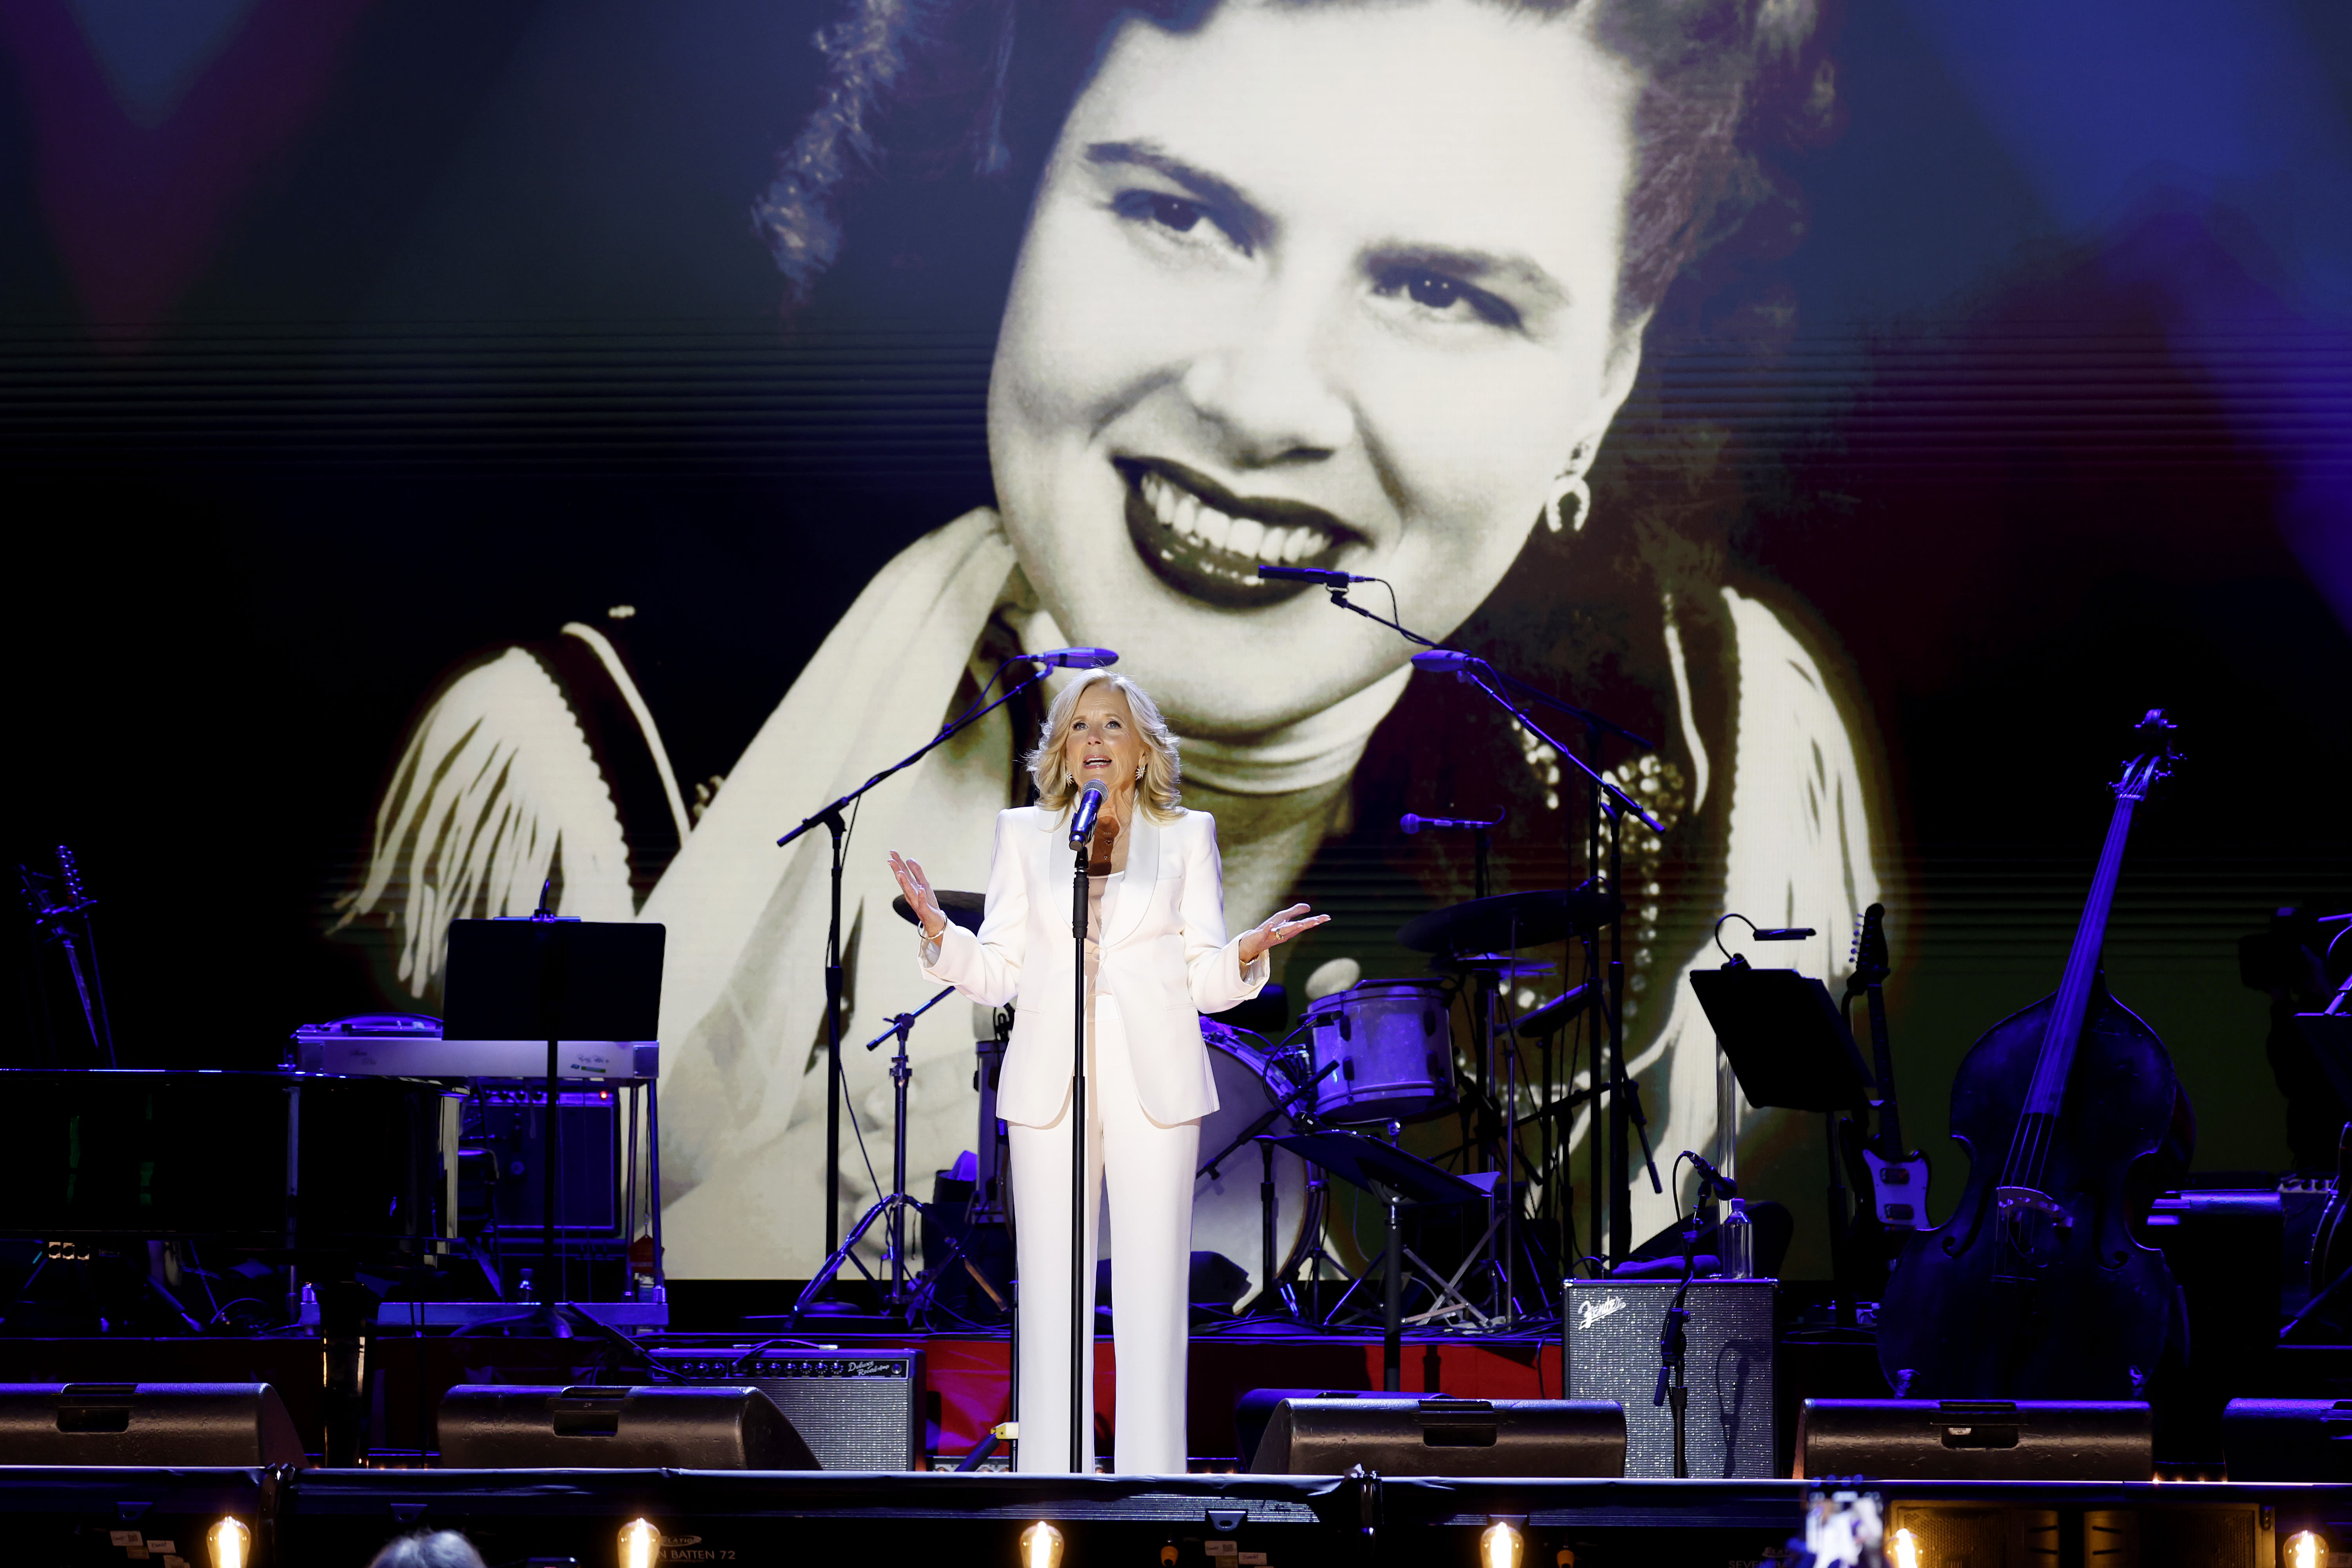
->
xmin=888 ymin=669 xmax=1323 ymax=1474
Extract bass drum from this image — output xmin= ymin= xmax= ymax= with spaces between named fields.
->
xmin=1101 ymin=1020 xmax=1309 ymax=1308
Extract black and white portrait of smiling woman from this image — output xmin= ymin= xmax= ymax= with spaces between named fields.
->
xmin=348 ymin=0 xmax=1880 ymax=1281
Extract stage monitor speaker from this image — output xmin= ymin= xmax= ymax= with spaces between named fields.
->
xmin=437 ymin=1384 xmax=815 ymax=1469
xmin=2221 ymin=1397 xmax=2352 ymax=1481
xmin=1563 ymin=1278 xmax=1775 ymax=1478
xmin=1246 ymin=1396 xmax=1624 ymax=1477
xmin=0 ymin=1382 xmax=307 ymax=1466
xmin=646 ymin=1348 xmax=925 ymax=1471
xmin=1797 ymin=1399 xmax=2153 ymax=1480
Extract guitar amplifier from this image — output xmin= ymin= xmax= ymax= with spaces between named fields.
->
xmin=1563 ymin=1278 xmax=1775 ymax=1477
xmin=646 ymin=1349 xmax=924 ymax=1470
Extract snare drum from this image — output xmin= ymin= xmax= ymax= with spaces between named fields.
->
xmin=1303 ymin=978 xmax=1457 ymax=1125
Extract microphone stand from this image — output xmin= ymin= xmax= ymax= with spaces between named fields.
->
xmin=1068 ymin=817 xmax=1093 ymax=1473
xmin=776 ymin=655 xmax=1067 ymax=1262
xmin=1655 ymin=1163 xmax=1734 ymax=1478
xmin=1655 ymin=1203 xmax=1698 ymax=1479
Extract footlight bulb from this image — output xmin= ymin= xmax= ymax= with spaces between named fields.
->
xmin=1020 ymin=1522 xmax=1065 ymax=1568
xmin=1889 ymin=1527 xmax=1922 ymax=1568
xmin=619 ymin=1518 xmax=662 ymax=1568
xmin=2288 ymin=1532 xmax=2325 ymax=1568
xmin=207 ymin=1517 xmax=252 ymax=1568
xmin=1480 ymin=1521 xmax=1524 ymax=1568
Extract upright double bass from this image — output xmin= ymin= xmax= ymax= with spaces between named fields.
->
xmin=1877 ymin=712 xmax=2192 ymax=1399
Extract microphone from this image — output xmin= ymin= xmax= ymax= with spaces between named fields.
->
xmin=1409 ymin=649 xmax=1484 ymax=674
xmin=1684 ymin=1151 xmax=1739 ymax=1200
xmin=1754 ymin=927 xmax=1815 ymax=941
xmin=1068 ymin=779 xmax=1106 ymax=850
xmin=1399 ymin=812 xmax=1505 ymax=835
xmin=1022 ymin=647 xmax=1119 ymax=669
xmin=1255 ymin=565 xmax=1376 ymax=585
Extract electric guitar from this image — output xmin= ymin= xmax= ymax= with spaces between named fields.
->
xmin=1844 ymin=903 xmax=1931 ymax=1235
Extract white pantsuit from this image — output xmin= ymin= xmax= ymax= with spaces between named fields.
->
xmin=922 ymin=806 xmax=1267 ymax=1473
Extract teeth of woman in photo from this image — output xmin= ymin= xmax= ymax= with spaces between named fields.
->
xmin=1197 ymin=504 xmax=1234 ymax=552
xmin=1228 ymin=516 xmax=1265 ymax=558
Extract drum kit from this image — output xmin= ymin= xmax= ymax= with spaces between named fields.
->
xmin=887 ymin=875 xmax=1630 ymax=1336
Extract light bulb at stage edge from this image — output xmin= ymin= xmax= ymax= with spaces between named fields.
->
xmin=2288 ymin=1532 xmax=2326 ymax=1568
xmin=619 ymin=1518 xmax=662 ymax=1568
xmin=1020 ymin=1521 xmax=1066 ymax=1568
xmin=207 ymin=1517 xmax=252 ymax=1568
xmin=1889 ymin=1526 xmax=1922 ymax=1568
xmin=1480 ymin=1520 xmax=1524 ymax=1568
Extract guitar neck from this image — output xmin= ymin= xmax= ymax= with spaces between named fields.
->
xmin=1865 ymin=979 xmax=1904 ymax=1153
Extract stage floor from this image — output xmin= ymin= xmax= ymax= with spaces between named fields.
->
xmin=1 ymin=1467 xmax=2342 ymax=1567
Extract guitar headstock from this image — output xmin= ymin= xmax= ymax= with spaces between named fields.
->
xmin=2113 ymin=709 xmax=2181 ymax=804
xmin=1850 ymin=902 xmax=1891 ymax=986
xmin=58 ymin=845 xmax=87 ymax=905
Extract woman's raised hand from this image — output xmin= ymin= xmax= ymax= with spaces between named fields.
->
xmin=1238 ymin=902 xmax=1330 ymax=964
xmin=887 ymin=851 xmax=948 ymax=942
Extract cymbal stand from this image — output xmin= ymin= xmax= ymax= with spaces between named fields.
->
xmin=792 ymin=983 xmax=958 ymax=1321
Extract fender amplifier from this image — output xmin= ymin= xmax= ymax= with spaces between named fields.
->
xmin=1563 ymin=1278 xmax=1776 ymax=1477
xmin=647 ymin=1348 xmax=924 ymax=1471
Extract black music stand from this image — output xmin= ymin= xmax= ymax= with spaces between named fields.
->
xmin=1688 ymin=964 xmax=1871 ymax=1318
xmin=443 ymin=917 xmax=665 ymax=1308
xmin=1269 ymin=1130 xmax=1484 ymax=1392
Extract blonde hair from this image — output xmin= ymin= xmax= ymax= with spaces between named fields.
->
xmin=1026 ymin=670 xmax=1183 ymax=822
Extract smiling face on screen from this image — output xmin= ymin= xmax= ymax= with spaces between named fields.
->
xmin=987 ymin=0 xmax=1650 ymax=739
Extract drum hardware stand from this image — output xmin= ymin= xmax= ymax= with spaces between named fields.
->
xmin=1269 ymin=1127 xmax=1486 ymax=1390
xmin=777 ymin=653 xmax=1079 ymax=1265
xmin=791 ymin=984 xmax=958 ymax=1323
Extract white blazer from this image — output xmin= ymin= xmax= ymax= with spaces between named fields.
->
xmin=921 ymin=806 xmax=1268 ymax=1128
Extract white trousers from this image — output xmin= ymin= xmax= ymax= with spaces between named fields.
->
xmin=1006 ymin=993 xmax=1199 ymax=1474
